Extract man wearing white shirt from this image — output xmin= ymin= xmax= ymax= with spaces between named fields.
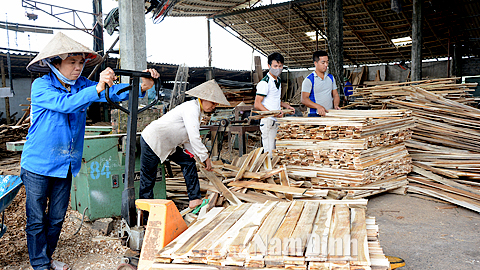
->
xmin=140 ymin=80 xmax=230 ymax=209
xmin=254 ymin=52 xmax=295 ymax=157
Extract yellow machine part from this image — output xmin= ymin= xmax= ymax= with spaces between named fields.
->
xmin=386 ymin=255 xmax=406 ymax=269
xmin=135 ymin=199 xmax=188 ymax=270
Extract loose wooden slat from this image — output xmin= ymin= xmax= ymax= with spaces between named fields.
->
xmin=350 ymin=208 xmax=370 ymax=266
xmin=200 ymin=167 xmax=242 ymax=205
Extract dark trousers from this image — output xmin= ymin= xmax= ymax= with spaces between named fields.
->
xmin=139 ymin=136 xmax=201 ymax=201
xmin=21 ymin=168 xmax=72 ymax=270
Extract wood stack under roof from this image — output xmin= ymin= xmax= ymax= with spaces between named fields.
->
xmin=348 ymin=77 xmax=477 ymax=109
xmin=274 ymin=110 xmax=414 ymax=198
xmin=153 ymin=200 xmax=390 ymax=270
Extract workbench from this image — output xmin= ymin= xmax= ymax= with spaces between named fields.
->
xmin=201 ymin=124 xmax=259 ymax=157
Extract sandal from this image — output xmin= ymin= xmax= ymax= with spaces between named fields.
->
xmin=51 ymin=260 xmax=70 ymax=270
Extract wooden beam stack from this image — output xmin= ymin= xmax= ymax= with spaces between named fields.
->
xmin=274 ymin=110 xmax=414 ymax=197
xmin=348 ymin=77 xmax=477 ymax=109
xmin=384 ymin=86 xmax=480 ymax=212
xmin=153 ymin=201 xmax=390 ymax=270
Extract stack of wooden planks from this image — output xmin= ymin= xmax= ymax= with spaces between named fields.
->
xmin=0 ymin=124 xmax=29 ymax=158
xmin=217 ymin=79 xmax=255 ymax=107
xmin=384 ymin=86 xmax=480 ymax=213
xmin=348 ymin=77 xmax=477 ymax=109
xmin=153 ymin=200 xmax=390 ymax=270
xmin=274 ymin=110 xmax=414 ymax=198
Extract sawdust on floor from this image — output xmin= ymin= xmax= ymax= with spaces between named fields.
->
xmin=1 ymin=186 xmax=131 ymax=270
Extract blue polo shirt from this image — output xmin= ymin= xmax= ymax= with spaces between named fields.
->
xmin=21 ymin=72 xmax=144 ymax=178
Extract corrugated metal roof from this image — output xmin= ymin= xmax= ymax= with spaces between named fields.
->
xmin=213 ymin=0 xmax=480 ymax=67
xmin=170 ymin=0 xmax=262 ymax=17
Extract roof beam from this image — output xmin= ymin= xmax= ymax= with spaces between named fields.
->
xmin=359 ymin=0 xmax=406 ymax=60
xmin=400 ymin=11 xmax=437 ymax=59
xmin=209 ymin=0 xmax=262 ymax=18
xmin=214 ymin=19 xmax=268 ymax=57
xmin=291 ymin=3 xmax=327 ymax=40
xmin=266 ymin=13 xmax=313 ymax=54
xmin=236 ymin=14 xmax=302 ymax=66
xmin=343 ymin=18 xmax=385 ymax=62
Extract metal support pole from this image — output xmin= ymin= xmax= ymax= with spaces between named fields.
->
xmin=207 ymin=19 xmax=213 ymax=81
xmin=1 ymin=57 xmax=11 ymax=125
xmin=92 ymin=0 xmax=104 ymax=81
xmin=122 ymin=77 xmax=140 ymax=227
xmin=411 ymin=0 xmax=422 ymax=81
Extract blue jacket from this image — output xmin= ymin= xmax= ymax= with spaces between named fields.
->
xmin=21 ymin=72 xmax=145 ymax=178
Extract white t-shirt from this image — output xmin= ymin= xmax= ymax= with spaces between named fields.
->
xmin=256 ymin=73 xmax=281 ymax=112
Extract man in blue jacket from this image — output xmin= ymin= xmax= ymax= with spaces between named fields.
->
xmin=21 ymin=32 xmax=159 ymax=270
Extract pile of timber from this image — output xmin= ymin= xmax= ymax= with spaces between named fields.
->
xmin=274 ymin=110 xmax=414 ymax=198
xmin=385 ymin=86 xmax=480 ymax=213
xmin=0 ymin=124 xmax=29 ymax=157
xmin=348 ymin=77 xmax=477 ymax=109
xmin=154 ymin=200 xmax=390 ymax=270
xmin=217 ymin=79 xmax=255 ymax=107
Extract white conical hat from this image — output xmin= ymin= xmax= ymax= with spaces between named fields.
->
xmin=185 ymin=80 xmax=230 ymax=106
xmin=27 ymin=32 xmax=102 ymax=72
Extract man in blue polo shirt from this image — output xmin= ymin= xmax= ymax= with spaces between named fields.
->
xmin=301 ymin=51 xmax=340 ymax=116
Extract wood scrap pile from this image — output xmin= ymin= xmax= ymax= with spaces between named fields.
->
xmin=273 ymin=110 xmax=414 ymax=198
xmin=217 ymin=79 xmax=255 ymax=107
xmin=195 ymin=148 xmax=331 ymax=206
xmin=153 ymin=200 xmax=390 ymax=270
xmin=348 ymin=77 xmax=477 ymax=109
xmin=0 ymin=124 xmax=29 ymax=158
xmin=383 ymin=86 xmax=480 ymax=213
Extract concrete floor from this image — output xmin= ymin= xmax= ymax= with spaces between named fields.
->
xmin=366 ymin=193 xmax=480 ymax=270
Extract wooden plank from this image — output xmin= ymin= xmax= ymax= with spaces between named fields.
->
xmin=231 ymin=190 xmax=285 ymax=203
xmin=227 ymin=201 xmax=278 ymax=255
xmin=156 ymin=207 xmax=225 ymax=261
xmin=350 ymin=208 xmax=370 ymax=266
xmin=209 ymin=203 xmax=272 ymax=258
xmin=200 ymin=167 xmax=242 ymax=205
xmin=228 ymin=181 xmax=327 ymax=197
xmin=412 ymin=165 xmax=480 ymax=197
xmin=190 ymin=204 xmax=252 ymax=257
xmin=306 ymin=203 xmax=334 ymax=258
xmin=408 ymin=184 xmax=480 ymax=213
xmin=235 ymin=150 xmax=256 ymax=181
xmin=327 ymin=205 xmax=351 ymax=261
xmin=173 ymin=207 xmax=238 ymax=257
xmin=408 ymin=176 xmax=480 ymax=202
xmin=287 ymin=202 xmax=320 ymax=256
xmin=265 ymin=201 xmax=305 ymax=267
xmin=279 ymin=165 xmax=293 ymax=201
xmin=246 ymin=202 xmax=292 ymax=256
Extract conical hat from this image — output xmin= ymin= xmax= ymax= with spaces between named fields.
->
xmin=186 ymin=80 xmax=230 ymax=106
xmin=27 ymin=32 xmax=102 ymax=72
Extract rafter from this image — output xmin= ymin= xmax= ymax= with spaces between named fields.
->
xmin=236 ymin=14 xmax=302 ymax=66
xmin=359 ymin=0 xmax=406 ymax=60
xmin=400 ymin=11 xmax=436 ymax=59
xmin=266 ymin=13 xmax=313 ymax=54
xmin=343 ymin=18 xmax=384 ymax=62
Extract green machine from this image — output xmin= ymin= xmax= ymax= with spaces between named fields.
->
xmin=71 ymin=131 xmax=166 ymax=221
xmin=7 ymin=126 xmax=167 ymax=221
